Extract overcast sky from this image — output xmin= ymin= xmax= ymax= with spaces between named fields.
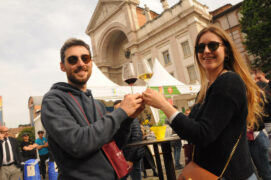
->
xmin=0 ymin=0 xmax=242 ymax=128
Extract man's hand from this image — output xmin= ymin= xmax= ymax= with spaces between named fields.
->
xmin=127 ymin=161 xmax=133 ymax=169
xmin=130 ymin=102 xmax=145 ymax=118
xmin=0 ymin=133 xmax=4 ymax=141
xmin=32 ymin=143 xmax=38 ymax=149
xmin=35 ymin=143 xmax=47 ymax=150
xmin=28 ymin=144 xmax=38 ymax=149
xmin=120 ymin=93 xmax=143 ymax=117
xmin=23 ymin=144 xmax=37 ymax=151
xmin=255 ymin=71 xmax=269 ymax=83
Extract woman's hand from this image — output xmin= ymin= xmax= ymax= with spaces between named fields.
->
xmin=143 ymin=88 xmax=178 ymax=119
xmin=142 ymin=88 xmax=168 ymax=109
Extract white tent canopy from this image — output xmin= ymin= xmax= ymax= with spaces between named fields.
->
xmin=149 ymin=58 xmax=200 ymax=94
xmin=88 ymin=62 xmax=119 ymax=87
xmin=149 ymin=58 xmax=185 ymax=86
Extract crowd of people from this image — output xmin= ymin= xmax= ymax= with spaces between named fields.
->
xmin=1 ymin=25 xmax=271 ymax=180
xmin=0 ymin=127 xmax=49 ymax=180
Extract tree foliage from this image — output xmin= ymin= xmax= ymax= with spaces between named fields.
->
xmin=240 ymin=0 xmax=271 ymax=76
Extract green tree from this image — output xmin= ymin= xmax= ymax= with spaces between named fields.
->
xmin=240 ymin=0 xmax=271 ymax=77
xmin=17 ymin=127 xmax=35 ymax=144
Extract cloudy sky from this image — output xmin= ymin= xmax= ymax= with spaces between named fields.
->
xmin=0 ymin=0 xmax=242 ymax=128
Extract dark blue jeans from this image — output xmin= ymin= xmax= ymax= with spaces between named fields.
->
xmin=249 ymin=130 xmax=271 ymax=180
xmin=222 ymin=173 xmax=257 ymax=180
xmin=171 ymin=140 xmax=182 ymax=166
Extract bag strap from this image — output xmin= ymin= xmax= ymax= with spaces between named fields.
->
xmin=68 ymin=92 xmax=103 ymax=122
xmin=192 ymin=132 xmax=242 ymax=178
xmin=219 ymin=133 xmax=242 ymax=178
xmin=68 ymin=92 xmax=90 ymax=125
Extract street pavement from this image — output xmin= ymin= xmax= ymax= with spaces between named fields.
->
xmin=42 ymin=163 xmax=183 ymax=180
xmin=141 ymin=168 xmax=182 ymax=180
xmin=42 ymin=168 xmax=182 ymax=180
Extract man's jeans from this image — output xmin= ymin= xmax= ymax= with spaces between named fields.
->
xmin=249 ymin=130 xmax=271 ymax=180
xmin=171 ymin=140 xmax=182 ymax=166
xmin=222 ymin=173 xmax=257 ymax=180
xmin=129 ymin=160 xmax=142 ymax=180
xmin=265 ymin=123 xmax=271 ymax=161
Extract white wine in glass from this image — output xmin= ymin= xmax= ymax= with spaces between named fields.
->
xmin=138 ymin=59 xmax=153 ymax=86
xmin=122 ymin=62 xmax=137 ymax=93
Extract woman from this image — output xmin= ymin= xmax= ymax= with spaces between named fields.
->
xmin=143 ymin=25 xmax=264 ymax=179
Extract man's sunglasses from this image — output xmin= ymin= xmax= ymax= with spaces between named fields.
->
xmin=196 ymin=41 xmax=222 ymax=54
xmin=67 ymin=54 xmax=91 ymax=65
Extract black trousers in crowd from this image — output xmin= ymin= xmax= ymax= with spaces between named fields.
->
xmin=39 ymin=154 xmax=49 ymax=178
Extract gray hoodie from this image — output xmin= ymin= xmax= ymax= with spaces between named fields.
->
xmin=41 ymin=82 xmax=132 ymax=180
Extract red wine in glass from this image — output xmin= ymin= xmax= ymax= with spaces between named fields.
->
xmin=122 ymin=62 xmax=137 ymax=93
xmin=124 ymin=78 xmax=137 ymax=85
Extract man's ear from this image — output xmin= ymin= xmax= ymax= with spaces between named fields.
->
xmin=60 ymin=61 xmax=66 ymax=72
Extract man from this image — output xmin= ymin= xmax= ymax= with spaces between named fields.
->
xmin=20 ymin=133 xmax=37 ymax=162
xmin=170 ymin=105 xmax=184 ymax=170
xmin=41 ymin=38 xmax=144 ymax=180
xmin=0 ymin=126 xmax=22 ymax=180
xmin=254 ymin=70 xmax=271 ymax=156
xmin=248 ymin=70 xmax=271 ymax=179
xmin=114 ymin=100 xmax=145 ymax=180
xmin=35 ymin=130 xmax=49 ymax=179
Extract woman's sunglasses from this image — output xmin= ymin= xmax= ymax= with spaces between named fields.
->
xmin=67 ymin=54 xmax=91 ymax=65
xmin=196 ymin=41 xmax=222 ymax=54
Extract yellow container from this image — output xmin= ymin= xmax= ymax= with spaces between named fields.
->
xmin=150 ymin=125 xmax=167 ymax=140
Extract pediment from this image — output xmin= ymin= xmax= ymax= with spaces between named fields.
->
xmin=86 ymin=0 xmax=125 ymax=33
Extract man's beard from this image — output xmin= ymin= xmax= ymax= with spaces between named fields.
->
xmin=67 ymin=66 xmax=91 ymax=86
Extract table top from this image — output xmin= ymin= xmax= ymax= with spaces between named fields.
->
xmin=127 ymin=135 xmax=180 ymax=147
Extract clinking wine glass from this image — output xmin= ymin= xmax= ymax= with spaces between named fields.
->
xmin=138 ymin=59 xmax=153 ymax=87
xmin=122 ymin=62 xmax=137 ymax=94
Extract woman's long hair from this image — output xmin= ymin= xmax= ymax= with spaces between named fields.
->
xmin=194 ymin=25 xmax=264 ymax=128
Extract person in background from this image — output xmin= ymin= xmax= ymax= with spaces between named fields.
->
xmin=35 ymin=130 xmax=49 ymax=179
xmin=20 ymin=133 xmax=37 ymax=162
xmin=143 ymin=25 xmax=265 ymax=179
xmin=114 ymin=100 xmax=145 ymax=180
xmin=247 ymin=70 xmax=271 ymax=180
xmin=170 ymin=105 xmax=183 ymax=170
xmin=140 ymin=123 xmax=158 ymax=178
xmin=254 ymin=70 xmax=271 ymax=161
xmin=141 ymin=145 xmax=158 ymax=178
xmin=184 ymin=108 xmax=191 ymax=116
xmin=0 ymin=126 xmax=23 ymax=180
xmin=41 ymin=38 xmax=144 ymax=180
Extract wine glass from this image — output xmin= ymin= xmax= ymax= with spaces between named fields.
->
xmin=122 ymin=62 xmax=137 ymax=94
xmin=137 ymin=59 xmax=153 ymax=87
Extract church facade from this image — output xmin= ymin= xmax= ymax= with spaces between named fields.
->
xmin=85 ymin=0 xmax=211 ymax=86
